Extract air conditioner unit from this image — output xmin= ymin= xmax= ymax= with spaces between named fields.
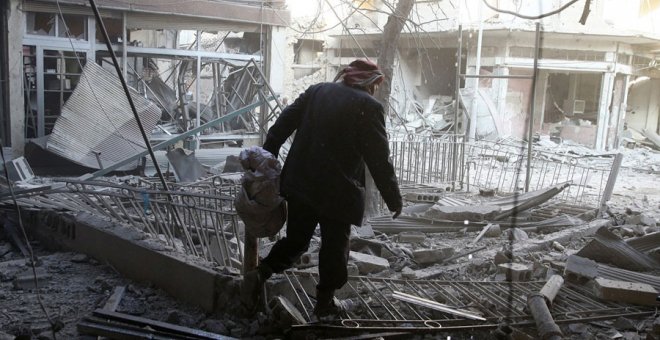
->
xmin=2 ymin=157 xmax=34 ymax=182
xmin=573 ymin=100 xmax=586 ymax=114
xmin=563 ymin=99 xmax=586 ymax=116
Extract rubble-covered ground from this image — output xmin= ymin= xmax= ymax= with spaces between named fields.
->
xmin=0 ymin=142 xmax=658 ymax=339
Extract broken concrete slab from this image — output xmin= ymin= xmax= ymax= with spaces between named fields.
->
xmin=494 ymin=250 xmax=512 ymax=265
xmin=576 ymin=227 xmax=659 ymax=271
xmin=593 ymin=277 xmax=659 ymax=306
xmin=626 ymin=231 xmax=660 ymax=253
xmin=351 ymin=224 xmax=375 ymax=239
xmin=642 ymin=128 xmax=660 ymax=149
xmin=349 ymin=251 xmax=390 ymax=274
xmin=413 ymin=247 xmax=455 ymax=265
xmin=403 ymin=192 xmax=442 ymax=203
xmin=413 ymin=263 xmax=465 ymax=280
xmin=489 ymin=182 xmax=571 ymax=220
xmin=565 ymin=255 xmax=599 ymax=283
xmin=472 ymin=223 xmax=500 ymax=244
xmin=505 ymin=228 xmax=529 ymax=241
xmin=498 ymin=263 xmax=532 ymax=282
xmin=424 ymin=204 xmax=501 ymax=222
xmin=397 ymin=231 xmax=426 ymax=243
xmin=566 ymin=255 xmax=660 ymax=293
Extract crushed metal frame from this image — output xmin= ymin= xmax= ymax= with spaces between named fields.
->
xmin=282 ymin=270 xmax=655 ymax=335
xmin=7 ymin=178 xmax=245 ymax=269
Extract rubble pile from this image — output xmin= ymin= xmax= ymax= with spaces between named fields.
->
xmin=0 ymin=136 xmax=657 ymax=338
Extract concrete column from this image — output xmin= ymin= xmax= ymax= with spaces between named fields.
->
xmin=492 ymin=66 xmax=509 ymax=135
xmin=266 ymin=26 xmax=286 ymax=99
xmin=7 ymin=0 xmax=25 ymax=156
xmin=596 ymin=71 xmax=615 ymax=151
xmin=263 ymin=25 xmax=286 ymax=138
xmin=536 ymin=71 xmax=549 ymax=131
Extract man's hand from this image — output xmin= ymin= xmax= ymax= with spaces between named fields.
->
xmin=392 ymin=206 xmax=402 ymax=219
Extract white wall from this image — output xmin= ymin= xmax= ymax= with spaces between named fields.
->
xmin=626 ymin=78 xmax=660 ymax=133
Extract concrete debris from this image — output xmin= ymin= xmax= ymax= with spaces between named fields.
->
xmin=505 ymin=228 xmax=529 ymax=241
xmin=424 ymin=204 xmax=501 ymax=221
xmin=625 ymin=213 xmax=657 ymax=227
xmin=551 ymin=241 xmax=565 ymax=252
xmin=497 ymin=263 xmax=532 ymax=282
xmin=472 ymin=223 xmax=500 ymax=244
xmin=593 ymin=278 xmax=659 ymax=306
xmin=413 ymin=247 xmax=456 ymax=265
xmin=626 ymin=231 xmax=660 ymax=253
xmin=576 ymin=227 xmax=660 ymax=271
xmin=268 ymin=296 xmax=307 ymax=327
xmin=166 ymin=148 xmax=207 ymax=182
xmin=489 ymin=182 xmax=571 ymax=220
xmin=404 ymin=192 xmax=442 ymax=203
xmin=348 ymin=251 xmax=390 ymax=274
xmin=642 ymin=128 xmax=660 ymax=149
xmin=351 ymin=224 xmax=375 ymax=238
xmin=494 ymin=250 xmax=513 ymax=265
xmin=397 ymin=231 xmax=426 ymax=243
xmin=566 ymin=255 xmax=660 ymax=293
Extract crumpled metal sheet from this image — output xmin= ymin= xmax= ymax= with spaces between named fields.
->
xmin=47 ymin=62 xmax=161 ymax=171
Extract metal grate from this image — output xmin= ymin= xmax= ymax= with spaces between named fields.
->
xmin=282 ymin=271 xmax=654 ymax=333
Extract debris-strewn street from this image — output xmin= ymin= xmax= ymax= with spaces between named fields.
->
xmin=0 ymin=0 xmax=659 ymax=339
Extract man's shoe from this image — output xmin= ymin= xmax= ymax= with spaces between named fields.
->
xmin=313 ymin=298 xmax=346 ymax=321
xmin=313 ymin=289 xmax=346 ymax=321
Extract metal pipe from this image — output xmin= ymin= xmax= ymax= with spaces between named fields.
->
xmin=452 ymin=25 xmax=463 ymax=191
xmin=525 ymin=23 xmax=541 ymax=192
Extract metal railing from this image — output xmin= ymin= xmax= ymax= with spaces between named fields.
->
xmin=388 ymin=135 xmax=615 ymax=207
xmin=462 ymin=141 xmax=614 ymax=206
xmin=13 ymin=179 xmax=244 ymax=269
xmin=389 ymin=134 xmax=465 ymax=186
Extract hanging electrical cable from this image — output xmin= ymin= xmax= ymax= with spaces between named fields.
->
xmin=482 ymin=0 xmax=580 ymax=20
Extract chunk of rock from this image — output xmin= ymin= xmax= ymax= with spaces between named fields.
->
xmin=497 ymin=263 xmax=532 ymax=282
xmin=413 ymin=247 xmax=455 ymax=265
xmin=593 ymin=278 xmax=658 ymax=306
xmin=505 ymin=228 xmax=529 ymax=241
xmin=349 ymin=251 xmax=390 ymax=274
xmin=424 ymin=204 xmax=501 ymax=222
xmin=397 ymin=231 xmax=426 ymax=243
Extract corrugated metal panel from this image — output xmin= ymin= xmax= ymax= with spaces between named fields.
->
xmin=46 ymin=62 xmax=161 ymax=171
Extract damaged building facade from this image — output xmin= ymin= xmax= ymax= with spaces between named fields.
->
xmin=290 ymin=0 xmax=660 ymax=150
xmin=2 ymin=0 xmax=290 ymax=161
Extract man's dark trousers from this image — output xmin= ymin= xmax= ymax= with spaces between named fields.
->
xmin=261 ymin=197 xmax=351 ymax=292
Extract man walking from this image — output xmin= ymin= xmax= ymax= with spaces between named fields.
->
xmin=242 ymin=59 xmax=402 ymax=319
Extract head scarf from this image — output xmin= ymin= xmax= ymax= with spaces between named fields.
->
xmin=333 ymin=59 xmax=384 ymax=89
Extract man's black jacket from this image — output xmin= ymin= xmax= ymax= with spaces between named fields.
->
xmin=263 ymin=82 xmax=402 ymax=225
